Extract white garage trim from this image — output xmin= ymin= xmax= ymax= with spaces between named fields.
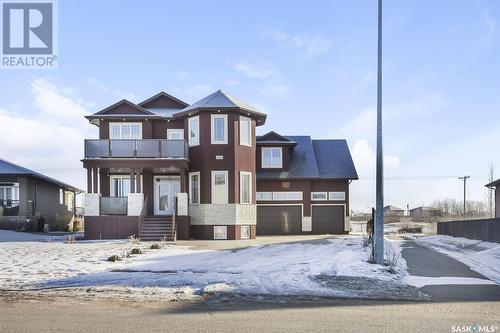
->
xmin=311 ymin=204 xmax=348 ymax=232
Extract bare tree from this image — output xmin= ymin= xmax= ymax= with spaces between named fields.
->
xmin=488 ymin=163 xmax=495 ymax=218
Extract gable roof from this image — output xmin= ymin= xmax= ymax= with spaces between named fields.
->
xmin=410 ymin=206 xmax=440 ymax=211
xmin=85 ymin=99 xmax=162 ymax=125
xmin=173 ymin=90 xmax=267 ymax=123
xmin=137 ymin=91 xmax=189 ymax=109
xmin=93 ymin=99 xmax=155 ymax=116
xmin=257 ymin=136 xmax=358 ymax=180
xmin=486 ymin=178 xmax=500 ymax=187
xmin=256 ymin=131 xmax=297 ymax=146
xmin=0 ymin=159 xmax=82 ymax=193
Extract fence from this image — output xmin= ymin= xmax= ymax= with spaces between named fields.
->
xmin=437 ymin=218 xmax=500 ymax=243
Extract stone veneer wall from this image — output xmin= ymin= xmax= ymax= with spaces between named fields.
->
xmin=189 ymin=204 xmax=256 ymax=225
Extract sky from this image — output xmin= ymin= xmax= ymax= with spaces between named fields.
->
xmin=1 ymin=0 xmax=499 ymax=212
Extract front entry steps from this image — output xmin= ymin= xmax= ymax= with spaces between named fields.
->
xmin=139 ymin=216 xmax=175 ymax=241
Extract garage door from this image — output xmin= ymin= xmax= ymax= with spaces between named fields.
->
xmin=312 ymin=205 xmax=345 ymax=234
xmin=257 ymin=205 xmax=302 ymax=235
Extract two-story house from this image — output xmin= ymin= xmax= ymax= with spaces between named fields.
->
xmin=82 ymin=90 xmax=358 ymax=240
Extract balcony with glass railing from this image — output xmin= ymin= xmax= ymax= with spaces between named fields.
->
xmin=84 ymin=139 xmax=188 ymax=159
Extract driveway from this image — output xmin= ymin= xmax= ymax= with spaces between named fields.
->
xmin=400 ymin=240 xmax=500 ymax=301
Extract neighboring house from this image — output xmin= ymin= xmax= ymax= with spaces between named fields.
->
xmin=410 ymin=206 xmax=442 ymax=218
xmin=82 ymin=90 xmax=358 ymax=240
xmin=485 ymin=179 xmax=499 ymax=218
xmin=0 ymin=159 xmax=81 ymax=231
xmin=383 ymin=205 xmax=404 ymax=217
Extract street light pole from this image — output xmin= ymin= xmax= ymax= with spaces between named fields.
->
xmin=374 ymin=0 xmax=384 ymax=264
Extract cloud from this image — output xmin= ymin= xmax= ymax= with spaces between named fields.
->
xmin=176 ymin=71 xmax=189 ymax=80
xmin=231 ymin=60 xmax=291 ymax=98
xmin=260 ymin=28 xmax=333 ymax=56
xmin=232 ymin=61 xmax=277 ymax=79
xmin=482 ymin=8 xmax=496 ymax=31
xmin=86 ymin=77 xmax=136 ymax=100
xmin=0 ymin=78 xmax=94 ymax=192
xmin=351 ymin=139 xmax=400 ymax=177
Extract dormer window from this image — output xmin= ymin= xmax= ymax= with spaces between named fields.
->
xmin=262 ymin=147 xmax=282 ymax=168
xmin=109 ymin=123 xmax=142 ymax=139
xmin=211 ymin=114 xmax=228 ymax=144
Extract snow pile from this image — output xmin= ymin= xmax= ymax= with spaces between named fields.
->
xmin=45 ymin=237 xmax=407 ymax=298
xmin=415 ymin=235 xmax=500 ymax=284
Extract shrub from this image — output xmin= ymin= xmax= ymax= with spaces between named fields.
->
xmin=130 ymin=248 xmax=143 ymax=255
xmin=150 ymin=243 xmax=161 ymax=249
xmin=107 ymin=255 xmax=122 ymax=262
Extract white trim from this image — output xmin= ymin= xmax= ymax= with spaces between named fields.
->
xmin=188 ymin=116 xmax=200 ymax=146
xmin=109 ymin=122 xmax=142 ymax=139
xmin=311 ymin=192 xmax=328 ymax=201
xmin=256 ymin=191 xmax=272 ymax=201
xmin=239 ymin=171 xmax=252 ymax=204
xmin=213 ymin=226 xmax=228 ymax=240
xmin=211 ymin=170 xmax=229 ymax=204
xmin=153 ymin=176 xmax=181 ymax=215
xmin=239 ymin=116 xmax=252 ymax=147
xmin=211 ymin=114 xmax=228 ymax=144
xmin=240 ymin=225 xmax=251 ymax=239
xmin=167 ymin=129 xmax=184 ymax=140
xmin=328 ymin=191 xmax=346 ymax=201
xmin=272 ymin=191 xmax=302 ymax=201
xmin=261 ymin=147 xmax=282 ymax=168
xmin=310 ymin=203 xmax=348 ymax=232
xmin=188 ymin=171 xmax=201 ymax=205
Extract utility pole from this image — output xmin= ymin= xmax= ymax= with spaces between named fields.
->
xmin=374 ymin=0 xmax=384 ymax=264
xmin=458 ymin=176 xmax=470 ymax=218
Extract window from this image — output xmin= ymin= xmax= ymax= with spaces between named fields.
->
xmin=240 ymin=226 xmax=251 ymax=239
xmin=167 ymin=129 xmax=184 ymax=140
xmin=109 ymin=123 xmax=142 ymax=139
xmin=110 ymin=176 xmax=131 ymax=197
xmin=240 ymin=172 xmax=252 ymax=204
xmin=188 ymin=116 xmax=199 ymax=146
xmin=272 ymin=192 xmax=303 ymax=201
xmin=214 ymin=226 xmax=227 ymax=240
xmin=329 ymin=192 xmax=346 ymax=201
xmin=262 ymin=147 xmax=282 ymax=168
xmin=211 ymin=171 xmax=228 ymax=204
xmin=211 ymin=114 xmax=228 ymax=144
xmin=59 ymin=189 xmax=64 ymax=205
xmin=0 ymin=183 xmax=19 ymax=207
xmin=189 ymin=172 xmax=200 ymax=204
xmin=65 ymin=191 xmax=74 ymax=211
xmin=256 ymin=192 xmax=272 ymax=201
xmin=239 ymin=116 xmax=251 ymax=146
xmin=311 ymin=192 xmax=328 ymax=201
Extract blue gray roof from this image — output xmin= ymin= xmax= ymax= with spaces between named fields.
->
xmin=0 ymin=159 xmax=82 ymax=193
xmin=257 ymin=136 xmax=358 ymax=180
xmin=174 ymin=90 xmax=266 ymax=117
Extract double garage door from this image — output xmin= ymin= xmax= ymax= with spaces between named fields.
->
xmin=257 ymin=205 xmax=345 ymax=235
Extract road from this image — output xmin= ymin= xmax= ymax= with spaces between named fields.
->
xmin=0 ymin=297 xmax=499 ymax=333
xmin=1 ymin=238 xmax=499 ymax=332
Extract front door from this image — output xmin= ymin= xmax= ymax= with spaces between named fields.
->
xmin=154 ymin=176 xmax=180 ymax=215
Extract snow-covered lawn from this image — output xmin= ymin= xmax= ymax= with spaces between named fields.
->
xmin=415 ymin=235 xmax=500 ymax=284
xmin=0 ymin=230 xmax=415 ymax=299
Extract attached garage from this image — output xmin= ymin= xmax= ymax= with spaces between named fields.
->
xmin=257 ymin=205 xmax=302 ymax=235
xmin=312 ymin=205 xmax=345 ymax=234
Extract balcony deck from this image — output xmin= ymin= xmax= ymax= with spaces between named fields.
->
xmin=84 ymin=139 xmax=188 ymax=159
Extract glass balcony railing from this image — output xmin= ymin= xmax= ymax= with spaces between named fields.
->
xmin=100 ymin=197 xmax=128 ymax=215
xmin=84 ymin=139 xmax=188 ymax=159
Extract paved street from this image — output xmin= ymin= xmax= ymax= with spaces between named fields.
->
xmin=1 ymin=238 xmax=499 ymax=332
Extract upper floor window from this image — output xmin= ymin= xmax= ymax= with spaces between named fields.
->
xmin=188 ymin=116 xmax=199 ymax=146
xmin=109 ymin=123 xmax=142 ymax=139
xmin=262 ymin=147 xmax=282 ymax=168
xmin=239 ymin=116 xmax=251 ymax=146
xmin=0 ymin=183 xmax=19 ymax=207
xmin=167 ymin=129 xmax=184 ymax=140
xmin=211 ymin=114 xmax=228 ymax=144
